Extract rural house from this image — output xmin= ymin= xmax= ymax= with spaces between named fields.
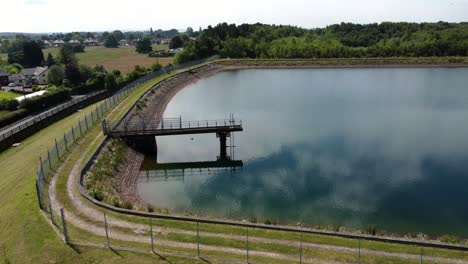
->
xmin=43 ymin=40 xmax=53 ymax=47
xmin=69 ymin=39 xmax=81 ymax=45
xmin=52 ymin=40 xmax=65 ymax=47
xmin=8 ymin=74 xmax=26 ymax=86
xmin=83 ymin=38 xmax=99 ymax=46
xmin=20 ymin=67 xmax=49 ymax=85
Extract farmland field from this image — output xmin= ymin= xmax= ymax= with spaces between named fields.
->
xmin=0 ymin=45 xmax=173 ymax=74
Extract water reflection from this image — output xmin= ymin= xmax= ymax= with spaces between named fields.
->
xmin=138 ymin=68 xmax=468 ymax=237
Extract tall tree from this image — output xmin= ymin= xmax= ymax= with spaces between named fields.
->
xmin=64 ymin=63 xmax=81 ymax=86
xmin=169 ymin=35 xmax=184 ymax=49
xmin=57 ymin=44 xmax=78 ymax=65
xmin=104 ymin=34 xmax=119 ymax=48
xmin=47 ymin=65 xmax=64 ymax=86
xmin=46 ymin=53 xmax=56 ymax=66
xmin=6 ymin=40 xmax=44 ymax=67
xmin=136 ymin=37 xmax=153 ymax=54
xmin=186 ymin=27 xmax=194 ymax=37
xmin=112 ymin=30 xmax=124 ymax=41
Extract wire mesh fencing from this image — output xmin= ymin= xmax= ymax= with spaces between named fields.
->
xmin=45 ymin=205 xmax=467 ymax=264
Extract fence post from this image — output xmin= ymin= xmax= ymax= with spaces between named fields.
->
xmin=55 ymin=138 xmax=60 ymax=159
xmin=299 ymin=229 xmax=303 ymax=264
xmin=420 ymin=247 xmax=423 ymax=264
xmin=64 ymin=133 xmax=68 ymax=151
xmin=47 ymin=148 xmax=52 ymax=170
xmin=357 ymin=239 xmax=361 ymax=264
xmin=39 ymin=156 xmax=45 ymax=178
xmin=48 ymin=192 xmax=55 ymax=226
xmin=79 ymin=120 xmax=83 ymax=136
xmin=35 ymin=179 xmax=43 ymax=210
xmin=60 ymin=208 xmax=69 ymax=244
xmin=150 ymin=218 xmax=154 ymax=253
xmin=85 ymin=115 xmax=89 ymax=130
xmin=71 ymin=126 xmax=75 ymax=142
xmin=91 ymin=110 xmax=95 ymax=123
xmin=197 ymin=221 xmax=200 ymax=258
xmin=104 ymin=213 xmax=110 ymax=248
xmin=246 ymin=226 xmax=249 ymax=264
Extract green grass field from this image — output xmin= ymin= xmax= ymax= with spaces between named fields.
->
xmin=0 ymin=45 xmax=173 ymax=74
xmin=44 ymin=45 xmax=172 ymax=73
xmin=0 ymin=91 xmax=20 ymax=100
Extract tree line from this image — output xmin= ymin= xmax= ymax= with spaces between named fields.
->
xmin=175 ymin=22 xmax=468 ymax=64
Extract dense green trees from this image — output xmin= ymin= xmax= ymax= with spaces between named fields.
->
xmin=7 ymin=40 xmax=44 ymax=67
xmin=104 ymin=34 xmax=119 ymax=48
xmin=46 ymin=53 xmax=56 ymax=66
xmin=47 ymin=65 xmax=64 ymax=86
xmin=175 ymin=22 xmax=468 ymax=64
xmin=169 ymin=35 xmax=184 ymax=49
xmin=57 ymin=44 xmax=78 ymax=65
xmin=136 ymin=38 xmax=152 ymax=54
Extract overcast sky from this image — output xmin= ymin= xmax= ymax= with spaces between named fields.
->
xmin=1 ymin=0 xmax=467 ymax=33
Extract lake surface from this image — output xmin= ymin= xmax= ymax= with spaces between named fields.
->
xmin=138 ymin=68 xmax=468 ymax=237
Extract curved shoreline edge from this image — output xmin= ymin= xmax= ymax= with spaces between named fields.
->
xmin=79 ymin=59 xmax=468 ymax=251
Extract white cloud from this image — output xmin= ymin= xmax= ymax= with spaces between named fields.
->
xmin=0 ymin=0 xmax=467 ymax=32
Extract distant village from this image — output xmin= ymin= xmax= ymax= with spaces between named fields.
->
xmin=41 ymin=37 xmax=171 ymax=48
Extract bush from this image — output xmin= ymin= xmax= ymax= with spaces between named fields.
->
xmin=365 ymin=225 xmax=377 ymax=236
xmin=89 ymin=188 xmax=104 ymax=201
xmin=0 ymin=99 xmax=19 ymax=111
xmin=150 ymin=62 xmax=163 ymax=72
xmin=121 ymin=201 xmax=133 ymax=210
xmin=19 ymin=88 xmax=71 ymax=111
xmin=0 ymin=109 xmax=29 ymax=127
xmin=439 ymin=235 xmax=462 ymax=244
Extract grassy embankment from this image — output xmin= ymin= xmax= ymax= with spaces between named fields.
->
xmin=0 ymin=45 xmax=172 ymax=74
xmin=0 ymin=59 xmax=467 ymax=263
xmin=52 ymin=61 xmax=468 ymax=263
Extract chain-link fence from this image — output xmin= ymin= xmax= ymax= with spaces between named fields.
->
xmin=44 ymin=205 xmax=468 ymax=264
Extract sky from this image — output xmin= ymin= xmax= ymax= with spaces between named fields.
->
xmin=0 ymin=0 xmax=467 ymax=33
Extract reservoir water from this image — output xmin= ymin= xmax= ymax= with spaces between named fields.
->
xmin=138 ymin=68 xmax=468 ymax=237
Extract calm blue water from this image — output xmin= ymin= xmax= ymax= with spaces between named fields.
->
xmin=138 ymin=68 xmax=468 ymax=236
